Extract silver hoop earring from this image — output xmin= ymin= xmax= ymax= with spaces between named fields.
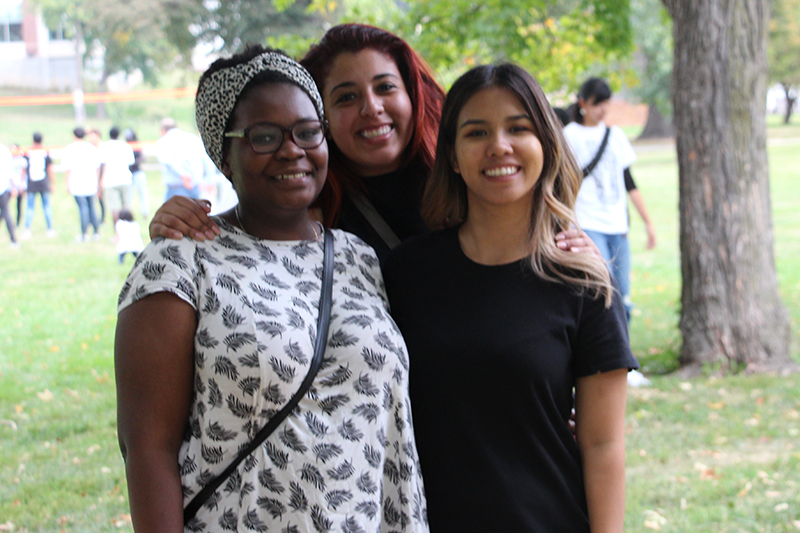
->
xmin=579 ymin=108 xmax=586 ymax=116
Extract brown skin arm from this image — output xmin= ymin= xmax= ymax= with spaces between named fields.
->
xmin=575 ymin=368 xmax=629 ymax=533
xmin=149 ymin=196 xmax=220 ymax=241
xmin=115 ymin=292 xmax=197 ymax=533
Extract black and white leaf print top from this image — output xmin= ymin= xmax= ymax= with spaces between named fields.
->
xmin=118 ymin=219 xmax=428 ymax=533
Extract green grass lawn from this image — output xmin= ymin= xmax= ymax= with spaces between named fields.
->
xmin=1 ymin=117 xmax=799 ymax=531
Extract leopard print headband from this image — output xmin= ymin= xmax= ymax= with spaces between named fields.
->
xmin=195 ymin=50 xmax=325 ymax=170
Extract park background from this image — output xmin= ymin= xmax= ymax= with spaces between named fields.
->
xmin=2 ymin=0 xmax=800 ymax=531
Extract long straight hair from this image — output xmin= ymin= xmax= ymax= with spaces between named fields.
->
xmin=423 ymin=63 xmax=614 ymax=305
xmin=301 ymin=24 xmax=445 ymax=227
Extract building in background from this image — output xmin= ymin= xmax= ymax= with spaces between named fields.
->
xmin=0 ymin=0 xmax=79 ymax=91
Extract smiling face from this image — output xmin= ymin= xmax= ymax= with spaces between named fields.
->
xmin=451 ymin=86 xmax=544 ymax=214
xmin=322 ymin=49 xmax=414 ymax=177
xmin=222 ymin=82 xmax=328 ymax=219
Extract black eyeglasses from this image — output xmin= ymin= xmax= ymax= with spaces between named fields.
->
xmin=224 ymin=120 xmax=326 ymax=154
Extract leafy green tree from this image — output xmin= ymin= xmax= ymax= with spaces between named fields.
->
xmin=33 ymin=0 xmax=194 ymax=85
xmin=194 ymin=0 xmax=332 ymax=55
xmin=769 ymin=0 xmax=800 ymax=123
xmin=389 ymin=0 xmax=634 ymax=90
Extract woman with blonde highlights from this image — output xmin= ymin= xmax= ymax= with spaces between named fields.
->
xmin=383 ymin=63 xmax=638 ymax=532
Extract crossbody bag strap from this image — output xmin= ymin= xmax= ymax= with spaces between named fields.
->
xmin=184 ymin=230 xmax=335 ymax=524
xmin=582 ymin=126 xmax=611 ymax=178
xmin=347 ymin=188 xmax=402 ymax=250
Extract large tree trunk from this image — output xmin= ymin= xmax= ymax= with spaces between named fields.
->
xmin=663 ymin=0 xmax=795 ymax=374
xmin=637 ymin=103 xmax=674 ymax=140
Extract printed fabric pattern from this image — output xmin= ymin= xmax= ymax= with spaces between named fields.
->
xmin=118 ymin=221 xmax=428 ymax=533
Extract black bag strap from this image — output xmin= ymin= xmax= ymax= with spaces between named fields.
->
xmin=347 ymin=188 xmax=402 ymax=250
xmin=184 ymin=229 xmax=335 ymax=524
xmin=582 ymin=126 xmax=611 ymax=178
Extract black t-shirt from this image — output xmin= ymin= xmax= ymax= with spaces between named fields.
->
xmin=383 ymin=228 xmax=638 ymax=532
xmin=337 ymin=166 xmax=429 ymax=263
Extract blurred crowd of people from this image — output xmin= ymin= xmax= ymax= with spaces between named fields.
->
xmin=0 ymin=120 xmax=238 ymax=261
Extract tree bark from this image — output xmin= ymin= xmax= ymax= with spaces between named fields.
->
xmin=663 ymin=0 xmax=795 ymax=374
xmin=637 ymin=103 xmax=674 ymax=140
xmin=782 ymin=83 xmax=796 ymax=125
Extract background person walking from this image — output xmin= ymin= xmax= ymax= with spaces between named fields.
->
xmin=62 ymin=127 xmax=101 ymax=241
xmin=20 ymin=132 xmax=55 ymax=239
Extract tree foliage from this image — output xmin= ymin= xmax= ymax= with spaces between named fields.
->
xmin=31 ymin=0 xmax=635 ymax=97
xmin=384 ymin=0 xmax=634 ymax=90
xmin=32 ymin=0 xmax=197 ymax=87
xmin=768 ymin=0 xmax=800 ymax=123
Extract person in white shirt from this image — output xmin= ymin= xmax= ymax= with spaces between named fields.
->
xmin=153 ymin=118 xmax=216 ymax=202
xmin=62 ymin=127 xmax=102 ymax=241
xmin=98 ymin=126 xmax=135 ymax=221
xmin=563 ymin=77 xmax=656 ymax=387
xmin=563 ymin=77 xmax=656 ymax=321
xmin=21 ymin=132 xmax=55 ymax=239
xmin=0 ymin=142 xmax=19 ymax=247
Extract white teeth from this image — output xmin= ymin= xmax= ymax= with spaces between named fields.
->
xmin=484 ymin=166 xmax=517 ymax=177
xmin=275 ymin=172 xmax=308 ymax=180
xmin=360 ymin=125 xmax=392 ymax=139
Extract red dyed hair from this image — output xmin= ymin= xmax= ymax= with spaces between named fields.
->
xmin=301 ymin=24 xmax=445 ymax=227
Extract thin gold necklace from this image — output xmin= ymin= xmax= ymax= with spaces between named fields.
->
xmin=235 ymin=205 xmax=322 ymax=241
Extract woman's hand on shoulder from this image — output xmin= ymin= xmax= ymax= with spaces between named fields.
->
xmin=556 ymin=228 xmax=601 ymax=257
xmin=149 ymin=197 xmax=220 ymax=241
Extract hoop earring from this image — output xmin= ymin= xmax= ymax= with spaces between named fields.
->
xmin=579 ymin=108 xmax=586 ymax=116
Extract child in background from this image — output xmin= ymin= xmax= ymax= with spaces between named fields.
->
xmin=114 ymin=209 xmax=144 ymax=264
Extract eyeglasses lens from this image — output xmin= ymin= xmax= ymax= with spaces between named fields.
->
xmin=249 ymin=122 xmax=324 ymax=153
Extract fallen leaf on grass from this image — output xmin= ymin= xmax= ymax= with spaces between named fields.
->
xmin=648 ymin=346 xmax=661 ymax=355
xmin=87 ymin=445 xmax=101 ymax=455
xmin=65 ymin=388 xmax=80 ymax=398
xmin=695 ymin=462 xmax=722 ymax=480
xmin=14 ymin=404 xmax=23 ymax=414
xmin=643 ymin=510 xmax=668 ymax=530
xmin=708 ymin=401 xmax=725 ymax=409
xmin=37 ymin=389 xmax=54 ymax=402
xmin=745 ymin=416 xmax=760 ymax=427
xmin=0 ymin=522 xmax=15 ymax=531
xmin=0 ymin=419 xmax=18 ymax=431
xmin=679 ymin=382 xmax=693 ymax=391
xmin=792 ymin=520 xmax=800 ymax=530
xmin=112 ymin=514 xmax=132 ymax=528
xmin=785 ymin=409 xmax=799 ymax=420
xmin=738 ymin=481 xmax=753 ymax=497
xmin=775 ymin=503 xmax=789 ymax=512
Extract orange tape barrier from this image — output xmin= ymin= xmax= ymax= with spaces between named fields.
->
xmin=0 ymin=87 xmax=196 ymax=107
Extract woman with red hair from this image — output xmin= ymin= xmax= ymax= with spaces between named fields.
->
xmin=149 ymin=24 xmax=594 ymax=261
xmin=299 ymin=24 xmax=444 ymax=260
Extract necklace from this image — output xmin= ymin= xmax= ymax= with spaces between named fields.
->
xmin=235 ymin=204 xmax=322 ymax=241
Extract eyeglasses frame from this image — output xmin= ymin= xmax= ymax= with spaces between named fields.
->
xmin=224 ymin=119 xmax=328 ymax=154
